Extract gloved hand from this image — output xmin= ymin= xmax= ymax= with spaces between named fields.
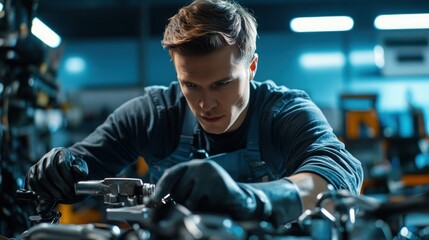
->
xmin=153 ymin=159 xmax=269 ymax=220
xmin=153 ymin=159 xmax=303 ymax=225
xmin=247 ymin=178 xmax=303 ymax=225
xmin=25 ymin=147 xmax=89 ymax=215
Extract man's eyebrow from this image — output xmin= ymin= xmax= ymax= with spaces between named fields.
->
xmin=213 ymin=77 xmax=234 ymax=83
xmin=178 ymin=79 xmax=191 ymax=83
xmin=179 ymin=77 xmax=233 ymax=83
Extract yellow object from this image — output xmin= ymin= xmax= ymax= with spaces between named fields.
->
xmin=137 ymin=156 xmax=149 ymax=176
xmin=58 ymin=204 xmax=102 ymax=224
xmin=346 ymin=110 xmax=380 ymax=139
xmin=402 ymin=174 xmax=429 ymax=187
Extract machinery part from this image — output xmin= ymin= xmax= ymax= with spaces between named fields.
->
xmin=15 ymin=223 xmax=122 ymax=240
xmin=16 ymin=189 xmax=61 ymax=224
xmin=75 ymin=178 xmax=155 ymax=207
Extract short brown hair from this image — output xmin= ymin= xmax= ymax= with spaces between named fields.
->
xmin=162 ymin=0 xmax=257 ymax=62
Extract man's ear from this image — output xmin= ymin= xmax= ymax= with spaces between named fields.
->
xmin=249 ymin=53 xmax=258 ymax=80
xmin=169 ymin=50 xmax=175 ymax=62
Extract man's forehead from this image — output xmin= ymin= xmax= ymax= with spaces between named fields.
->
xmin=175 ymin=53 xmax=240 ymax=80
xmin=177 ymin=68 xmax=233 ymax=84
xmin=172 ymin=46 xmax=242 ymax=64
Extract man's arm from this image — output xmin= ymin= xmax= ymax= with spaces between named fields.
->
xmin=70 ymin=85 xmax=184 ymax=180
xmin=289 ymin=172 xmax=329 ymax=211
xmin=270 ymin=91 xmax=363 ymax=195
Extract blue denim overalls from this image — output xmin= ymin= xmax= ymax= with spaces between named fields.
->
xmin=148 ymin=106 xmax=278 ymax=183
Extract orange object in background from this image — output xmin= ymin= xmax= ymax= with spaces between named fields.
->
xmin=402 ymin=174 xmax=429 ymax=187
xmin=58 ymin=204 xmax=102 ymax=224
xmin=340 ymin=93 xmax=380 ymax=139
xmin=346 ymin=110 xmax=380 ymax=139
xmin=136 ymin=156 xmax=149 ymax=177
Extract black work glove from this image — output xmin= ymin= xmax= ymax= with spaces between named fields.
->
xmin=25 ymin=147 xmax=89 ymax=215
xmin=153 ymin=159 xmax=302 ymax=225
xmin=153 ymin=159 xmax=269 ymax=220
xmin=247 ymin=178 xmax=303 ymax=225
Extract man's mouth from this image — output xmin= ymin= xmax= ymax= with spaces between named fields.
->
xmin=200 ymin=115 xmax=223 ymax=123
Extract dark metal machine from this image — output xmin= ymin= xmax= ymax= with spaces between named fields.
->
xmin=13 ymin=178 xmax=429 ymax=240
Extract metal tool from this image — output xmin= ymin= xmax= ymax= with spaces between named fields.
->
xmin=75 ymin=178 xmax=155 ymax=207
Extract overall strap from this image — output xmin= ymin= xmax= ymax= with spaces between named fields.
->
xmin=182 ymin=105 xmax=197 ymax=137
xmin=180 ymin=105 xmax=210 ymax=159
xmin=146 ymin=105 xmax=197 ymax=183
xmin=246 ymin=108 xmax=278 ymax=181
xmin=176 ymin=105 xmax=197 ymax=158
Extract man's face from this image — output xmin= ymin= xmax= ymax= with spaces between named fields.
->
xmin=172 ymin=46 xmax=258 ymax=134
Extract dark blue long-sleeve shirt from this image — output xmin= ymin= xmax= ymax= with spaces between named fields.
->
xmin=69 ymin=80 xmax=363 ymax=194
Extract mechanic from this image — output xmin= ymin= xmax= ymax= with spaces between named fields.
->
xmin=25 ymin=0 xmax=363 ymax=226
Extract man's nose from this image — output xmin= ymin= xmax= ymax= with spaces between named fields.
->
xmin=198 ymin=92 xmax=217 ymax=111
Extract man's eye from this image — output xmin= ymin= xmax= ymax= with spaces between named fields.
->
xmin=184 ymin=82 xmax=197 ymax=88
xmin=214 ymin=81 xmax=231 ymax=88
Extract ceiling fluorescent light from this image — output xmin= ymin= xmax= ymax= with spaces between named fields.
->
xmin=290 ymin=16 xmax=354 ymax=32
xmin=350 ymin=50 xmax=375 ymax=66
xmin=65 ymin=57 xmax=86 ymax=74
xmin=374 ymin=13 xmax=429 ymax=30
xmin=31 ymin=17 xmax=62 ymax=48
xmin=299 ymin=52 xmax=345 ymax=68
xmin=374 ymin=45 xmax=385 ymax=68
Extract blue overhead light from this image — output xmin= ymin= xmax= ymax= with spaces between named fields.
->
xmin=65 ymin=57 xmax=86 ymax=74
xmin=0 ymin=2 xmax=4 ymax=12
xmin=299 ymin=52 xmax=345 ymax=69
xmin=290 ymin=16 xmax=354 ymax=32
xmin=373 ymin=45 xmax=385 ymax=68
xmin=374 ymin=13 xmax=429 ymax=30
xmin=31 ymin=17 xmax=62 ymax=48
xmin=349 ymin=50 xmax=375 ymax=66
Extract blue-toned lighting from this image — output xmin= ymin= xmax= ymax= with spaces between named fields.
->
xmin=65 ymin=57 xmax=86 ymax=74
xmin=374 ymin=45 xmax=385 ymax=68
xmin=34 ymin=109 xmax=64 ymax=132
xmin=290 ymin=16 xmax=354 ymax=32
xmin=400 ymin=227 xmax=412 ymax=238
xmin=349 ymin=50 xmax=375 ymax=66
xmin=0 ymin=3 xmax=4 ymax=12
xmin=299 ymin=52 xmax=345 ymax=68
xmin=31 ymin=17 xmax=61 ymax=48
xmin=374 ymin=13 xmax=429 ymax=30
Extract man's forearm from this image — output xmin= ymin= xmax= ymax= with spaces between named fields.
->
xmin=288 ymin=172 xmax=330 ymax=211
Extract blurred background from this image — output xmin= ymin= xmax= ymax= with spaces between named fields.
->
xmin=1 ymin=0 xmax=429 ymax=237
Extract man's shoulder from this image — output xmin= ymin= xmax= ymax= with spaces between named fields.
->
xmin=252 ymin=80 xmax=311 ymax=104
xmin=126 ymin=82 xmax=183 ymax=106
xmin=114 ymin=82 xmax=185 ymax=117
xmin=144 ymin=82 xmax=182 ymax=99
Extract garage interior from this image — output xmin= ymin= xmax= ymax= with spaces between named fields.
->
xmin=1 ymin=0 xmax=429 ymax=239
